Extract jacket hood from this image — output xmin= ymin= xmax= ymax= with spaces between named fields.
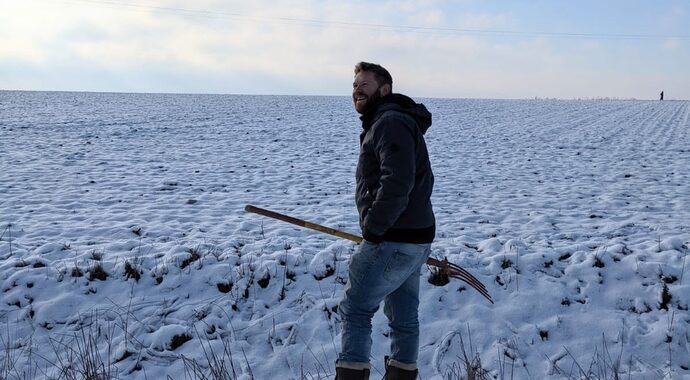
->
xmin=360 ymin=93 xmax=432 ymax=134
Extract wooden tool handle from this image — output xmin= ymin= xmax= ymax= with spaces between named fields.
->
xmin=244 ymin=205 xmax=363 ymax=243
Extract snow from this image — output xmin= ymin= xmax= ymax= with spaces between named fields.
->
xmin=1 ymin=91 xmax=689 ymax=379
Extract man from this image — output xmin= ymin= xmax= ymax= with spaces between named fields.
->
xmin=336 ymin=62 xmax=435 ymax=380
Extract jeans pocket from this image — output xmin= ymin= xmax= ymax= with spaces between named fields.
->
xmin=383 ymin=243 xmax=429 ymax=283
xmin=349 ymin=241 xmax=382 ymax=284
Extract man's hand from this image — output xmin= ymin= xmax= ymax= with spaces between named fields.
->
xmin=362 ymin=227 xmax=383 ymax=244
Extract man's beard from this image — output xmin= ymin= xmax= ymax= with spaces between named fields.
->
xmin=357 ymin=88 xmax=384 ymax=115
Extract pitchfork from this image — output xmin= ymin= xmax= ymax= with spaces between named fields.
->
xmin=244 ymin=205 xmax=493 ymax=304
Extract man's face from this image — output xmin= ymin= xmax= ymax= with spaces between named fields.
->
xmin=352 ymin=71 xmax=389 ymax=114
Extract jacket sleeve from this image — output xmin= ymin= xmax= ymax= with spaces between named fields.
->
xmin=363 ymin=114 xmax=416 ymax=236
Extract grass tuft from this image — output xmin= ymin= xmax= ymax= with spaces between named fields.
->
xmin=217 ymin=282 xmax=233 ymax=293
xmin=443 ymin=327 xmax=491 ymax=380
xmin=181 ymin=247 xmax=202 ymax=269
xmin=169 ymin=334 xmax=193 ymax=351
xmin=88 ymin=262 xmax=109 ymax=281
xmin=72 ymin=266 xmax=84 ymax=278
xmin=257 ymin=273 xmax=270 ymax=288
xmin=659 ymin=283 xmax=672 ymax=310
xmin=123 ymin=260 xmax=141 ymax=282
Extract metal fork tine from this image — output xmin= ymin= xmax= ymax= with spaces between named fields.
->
xmin=428 ymin=257 xmax=494 ymax=303
xmin=449 ymin=274 xmax=494 ymax=303
xmin=449 ymin=272 xmax=485 ymax=292
xmin=447 ymin=267 xmax=487 ymax=291
xmin=443 ymin=263 xmax=486 ymax=289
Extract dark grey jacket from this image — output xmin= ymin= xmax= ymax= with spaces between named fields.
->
xmin=356 ymin=94 xmax=435 ymax=244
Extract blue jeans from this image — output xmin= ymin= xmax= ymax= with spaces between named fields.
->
xmin=338 ymin=240 xmax=432 ymax=367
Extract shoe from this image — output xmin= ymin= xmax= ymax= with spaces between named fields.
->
xmin=384 ymin=356 xmax=418 ymax=380
xmin=335 ymin=366 xmax=370 ymax=380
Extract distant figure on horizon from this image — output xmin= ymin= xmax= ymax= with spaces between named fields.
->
xmin=660 ymin=91 xmax=664 ymax=101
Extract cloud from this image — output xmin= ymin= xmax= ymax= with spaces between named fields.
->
xmin=657 ymin=3 xmax=687 ymax=29
xmin=1 ymin=0 xmax=689 ymax=99
xmin=663 ymin=38 xmax=683 ymax=51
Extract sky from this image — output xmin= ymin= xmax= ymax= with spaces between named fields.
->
xmin=1 ymin=0 xmax=689 ymax=99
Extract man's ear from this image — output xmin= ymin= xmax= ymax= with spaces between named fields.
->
xmin=380 ymin=83 xmax=391 ymax=96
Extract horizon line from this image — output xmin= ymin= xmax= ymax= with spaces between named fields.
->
xmin=0 ymin=89 xmax=680 ymax=101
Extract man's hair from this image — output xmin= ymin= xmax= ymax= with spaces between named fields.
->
xmin=354 ymin=62 xmax=393 ymax=89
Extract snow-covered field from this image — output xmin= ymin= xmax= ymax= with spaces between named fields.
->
xmin=1 ymin=91 xmax=689 ymax=379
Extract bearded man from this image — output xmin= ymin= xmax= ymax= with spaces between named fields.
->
xmin=336 ymin=62 xmax=435 ymax=380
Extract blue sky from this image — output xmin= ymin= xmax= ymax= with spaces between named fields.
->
xmin=1 ymin=0 xmax=688 ymax=99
